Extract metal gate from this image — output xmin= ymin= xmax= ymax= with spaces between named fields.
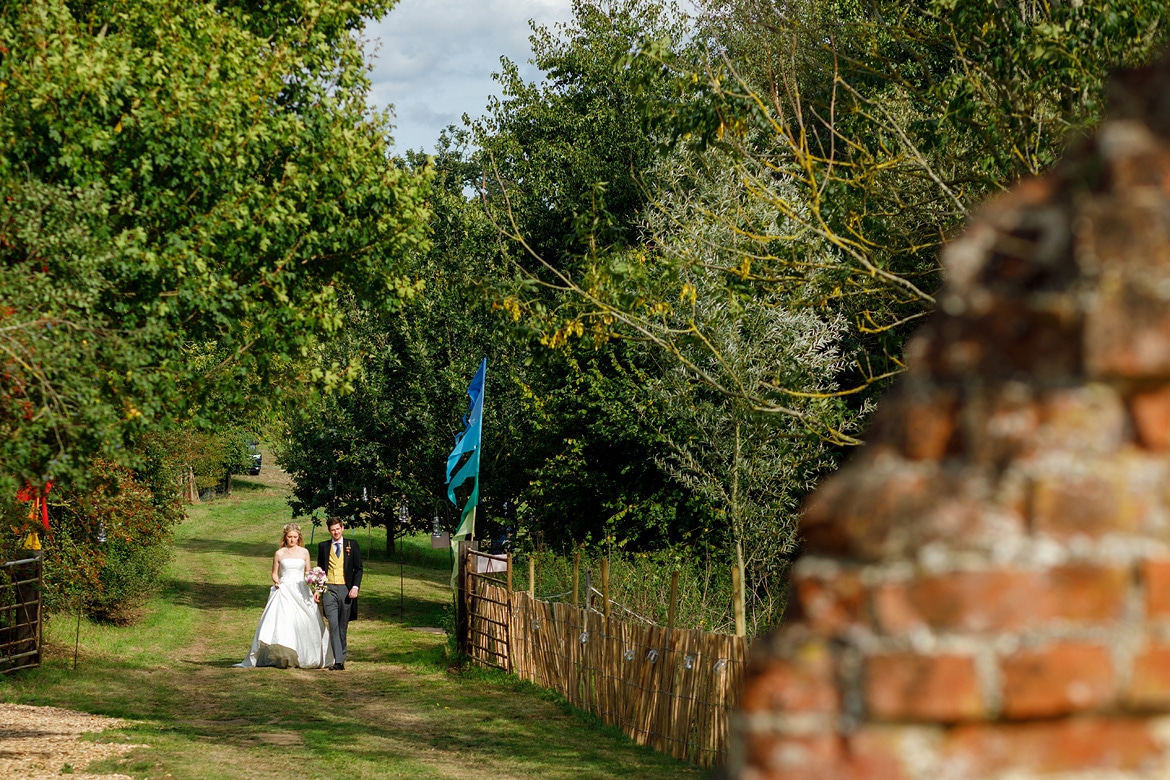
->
xmin=1 ymin=554 xmax=43 ymax=674
xmin=464 ymin=549 xmax=511 ymax=671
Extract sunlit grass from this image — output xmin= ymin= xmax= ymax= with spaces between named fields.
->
xmin=0 ymin=472 xmax=702 ymax=779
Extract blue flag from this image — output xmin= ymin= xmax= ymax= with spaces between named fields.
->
xmin=446 ymin=358 xmax=486 ymax=540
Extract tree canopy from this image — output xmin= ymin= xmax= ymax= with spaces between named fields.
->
xmin=10 ymin=0 xmax=1170 ymax=632
xmin=0 ymin=0 xmax=431 ymax=506
xmin=498 ymin=0 xmax=1170 ymax=436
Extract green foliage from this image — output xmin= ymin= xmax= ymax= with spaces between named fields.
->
xmin=512 ymin=347 xmax=706 ymax=552
xmin=438 ymin=0 xmax=1170 ymax=633
xmin=0 ymin=0 xmax=431 ymax=499
xmin=280 ymin=139 xmax=710 ymax=554
xmin=638 ymin=0 xmax=1170 ymax=402
xmin=168 ymin=427 xmax=252 ymax=491
xmin=474 ymin=0 xmax=690 ymax=260
xmin=452 ymin=1 xmax=844 ymax=584
xmin=5 ymin=459 xmax=183 ymax=623
xmin=495 ymin=0 xmax=1170 ymax=432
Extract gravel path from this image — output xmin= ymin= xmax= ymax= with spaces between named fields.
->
xmin=0 ymin=703 xmax=140 ymax=779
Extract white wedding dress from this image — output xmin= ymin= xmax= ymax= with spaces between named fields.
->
xmin=236 ymin=557 xmax=334 ymax=669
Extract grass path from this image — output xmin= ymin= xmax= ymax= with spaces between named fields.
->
xmin=0 ymin=468 xmax=701 ymax=779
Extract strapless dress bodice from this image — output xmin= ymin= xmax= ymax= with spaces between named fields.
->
xmin=279 ymin=557 xmax=306 ymax=582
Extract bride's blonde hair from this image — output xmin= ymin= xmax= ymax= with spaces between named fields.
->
xmin=280 ymin=523 xmax=303 ymax=548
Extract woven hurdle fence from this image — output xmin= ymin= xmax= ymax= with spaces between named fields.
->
xmin=468 ymin=574 xmax=748 ymax=768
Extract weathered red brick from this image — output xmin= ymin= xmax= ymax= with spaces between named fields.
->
xmin=1142 ymin=558 xmax=1170 ymax=617
xmin=943 ymin=312 xmax=1057 ymax=377
xmin=964 ymin=391 xmax=1040 ymax=466
xmin=1000 ymin=642 xmax=1115 ymax=718
xmin=1111 ymin=147 xmax=1170 ymax=192
xmin=792 ymin=570 xmax=866 ymax=637
xmin=739 ymin=641 xmax=839 ymax=715
xmin=801 ymin=461 xmax=997 ymax=562
xmin=744 ymin=732 xmax=844 ymax=780
xmin=1034 ymin=386 xmax=1128 ymax=454
xmin=872 ymin=565 xmax=1127 ymax=635
xmin=870 ymin=583 xmax=920 ymax=636
xmin=1076 ymin=191 xmax=1170 ymax=381
xmin=1126 ymin=640 xmax=1170 ymax=709
xmin=845 ymin=728 xmax=909 ymax=780
xmin=941 ymin=718 xmax=1159 ymax=778
xmin=743 ymin=729 xmax=907 ymax=780
xmin=873 ymin=570 xmax=1033 ymax=635
xmin=800 ymin=461 xmax=934 ymax=560
xmin=1048 ymin=564 xmax=1132 ymax=623
xmin=955 ymin=300 xmax=1083 ymax=379
xmin=1130 ymin=387 xmax=1170 ymax=450
xmin=1085 ymin=268 xmax=1170 ymax=381
xmin=864 ymin=653 xmax=985 ymax=723
xmin=901 ymin=391 xmax=958 ymax=462
xmin=1029 ymin=465 xmax=1140 ymax=537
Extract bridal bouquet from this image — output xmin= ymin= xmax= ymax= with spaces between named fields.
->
xmin=305 ymin=566 xmax=328 ymax=598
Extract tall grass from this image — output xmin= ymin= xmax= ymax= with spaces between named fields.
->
xmin=505 ymin=546 xmax=789 ymax=636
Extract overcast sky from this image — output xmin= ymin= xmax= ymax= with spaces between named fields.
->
xmin=364 ymin=0 xmax=575 ymax=155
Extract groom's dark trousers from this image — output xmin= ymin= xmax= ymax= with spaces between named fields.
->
xmin=322 ymin=584 xmax=349 ymax=665
xmin=317 ymin=537 xmax=362 ymax=666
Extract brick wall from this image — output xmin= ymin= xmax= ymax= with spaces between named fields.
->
xmin=727 ymin=57 xmax=1170 ymax=780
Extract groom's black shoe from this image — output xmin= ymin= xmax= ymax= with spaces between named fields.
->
xmin=331 ymin=663 xmax=345 ymax=671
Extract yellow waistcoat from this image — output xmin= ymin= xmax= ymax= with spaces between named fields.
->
xmin=327 ymin=543 xmax=345 ymax=585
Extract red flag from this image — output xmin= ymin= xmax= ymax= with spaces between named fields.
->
xmin=16 ymin=481 xmax=51 ymax=531
xmin=40 ymin=481 xmax=51 ymax=530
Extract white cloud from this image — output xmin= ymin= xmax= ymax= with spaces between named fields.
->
xmin=364 ymin=0 xmax=575 ymax=154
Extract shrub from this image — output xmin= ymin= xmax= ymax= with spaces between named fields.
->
xmin=0 ymin=459 xmax=183 ymax=624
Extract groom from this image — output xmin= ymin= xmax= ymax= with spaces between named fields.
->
xmin=317 ymin=516 xmax=362 ymax=671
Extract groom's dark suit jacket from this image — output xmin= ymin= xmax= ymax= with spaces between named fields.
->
xmin=317 ymin=537 xmax=363 ymax=620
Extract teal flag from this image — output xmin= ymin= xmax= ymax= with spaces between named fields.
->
xmin=446 ymin=358 xmax=486 ymax=540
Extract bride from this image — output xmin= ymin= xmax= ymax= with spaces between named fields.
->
xmin=236 ymin=523 xmax=333 ymax=669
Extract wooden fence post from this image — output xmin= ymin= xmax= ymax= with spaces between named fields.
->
xmin=528 ymin=555 xmax=535 ymax=600
xmin=455 ymin=539 xmax=479 ymax=656
xmin=455 ymin=540 xmax=467 ymax=656
xmin=572 ymin=548 xmax=580 ymax=607
xmin=732 ymin=565 xmax=746 ymax=638
xmin=601 ymin=557 xmax=610 ymax=626
xmin=506 ymin=552 xmax=513 ymax=674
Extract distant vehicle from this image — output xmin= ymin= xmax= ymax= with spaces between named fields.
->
xmin=247 ymin=442 xmax=262 ymax=475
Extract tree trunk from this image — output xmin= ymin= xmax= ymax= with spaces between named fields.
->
xmin=731 ymin=418 xmax=747 ymax=633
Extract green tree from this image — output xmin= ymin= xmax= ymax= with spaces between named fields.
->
xmin=464 ymin=0 xmax=722 ymax=551
xmin=280 ymin=147 xmax=543 ymax=551
xmin=0 ymin=0 xmax=430 ymax=512
xmin=473 ymin=0 xmax=689 ymax=279
xmin=280 ymin=135 xmax=715 ymax=556
xmin=454 ymin=0 xmax=1170 ymax=629
xmin=503 ymin=0 xmax=1170 ymax=435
